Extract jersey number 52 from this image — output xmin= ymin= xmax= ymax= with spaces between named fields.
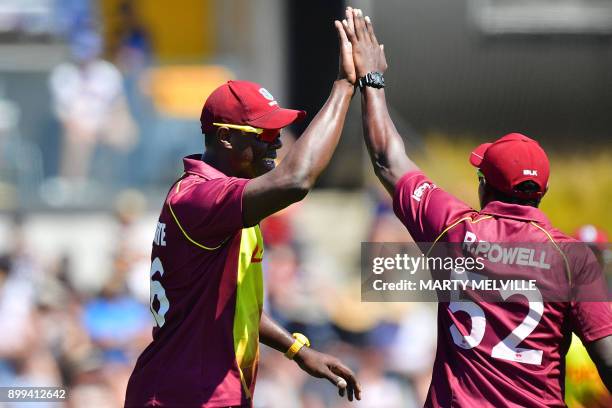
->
xmin=448 ymin=271 xmax=544 ymax=366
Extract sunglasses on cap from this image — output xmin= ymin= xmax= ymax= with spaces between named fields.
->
xmin=213 ymin=123 xmax=280 ymax=143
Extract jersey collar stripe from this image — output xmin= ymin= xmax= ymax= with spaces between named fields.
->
xmin=168 ymin=201 xmax=226 ymax=251
xmin=425 ymin=215 xmax=494 ymax=257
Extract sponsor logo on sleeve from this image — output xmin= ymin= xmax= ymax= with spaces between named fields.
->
xmin=412 ymin=182 xmax=436 ymax=202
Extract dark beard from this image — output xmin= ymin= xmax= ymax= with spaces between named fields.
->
xmin=254 ymin=158 xmax=276 ymax=176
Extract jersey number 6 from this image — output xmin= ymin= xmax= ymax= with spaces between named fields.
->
xmin=150 ymin=257 xmax=170 ymax=327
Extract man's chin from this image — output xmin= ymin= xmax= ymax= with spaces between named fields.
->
xmin=256 ymin=159 xmax=276 ymax=175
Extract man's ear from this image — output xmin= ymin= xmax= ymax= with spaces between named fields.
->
xmin=216 ymin=127 xmax=233 ymax=150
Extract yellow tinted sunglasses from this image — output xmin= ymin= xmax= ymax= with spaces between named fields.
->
xmin=213 ymin=122 xmax=279 ymax=143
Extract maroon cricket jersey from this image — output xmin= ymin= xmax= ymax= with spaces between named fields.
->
xmin=125 ymin=156 xmax=264 ymax=408
xmin=393 ymin=171 xmax=612 ymax=408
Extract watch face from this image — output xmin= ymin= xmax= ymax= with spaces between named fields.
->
xmin=360 ymin=72 xmax=385 ymax=88
xmin=370 ymin=72 xmax=385 ymax=87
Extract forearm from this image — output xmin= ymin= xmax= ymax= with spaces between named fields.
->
xmin=259 ymin=311 xmax=295 ymax=353
xmin=278 ymin=79 xmax=354 ymax=189
xmin=586 ymin=335 xmax=612 ymax=392
xmin=361 ymin=87 xmax=417 ymax=193
xmin=258 ymin=311 xmax=313 ymax=367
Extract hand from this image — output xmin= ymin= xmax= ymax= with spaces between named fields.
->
xmin=341 ymin=7 xmax=387 ymax=78
xmin=294 ymin=347 xmax=362 ymax=401
xmin=335 ymin=17 xmax=356 ymax=84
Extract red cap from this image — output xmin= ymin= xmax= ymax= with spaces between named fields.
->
xmin=469 ymin=133 xmax=549 ymax=198
xmin=200 ymin=80 xmax=306 ymax=135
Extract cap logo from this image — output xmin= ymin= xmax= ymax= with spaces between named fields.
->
xmin=523 ymin=169 xmax=538 ymax=176
xmin=258 ymin=88 xmax=277 ymax=106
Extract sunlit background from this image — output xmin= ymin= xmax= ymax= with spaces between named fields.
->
xmin=0 ymin=0 xmax=610 ymax=407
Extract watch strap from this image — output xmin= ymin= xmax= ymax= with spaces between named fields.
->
xmin=284 ymin=333 xmax=310 ymax=360
xmin=358 ymin=72 xmax=385 ymax=89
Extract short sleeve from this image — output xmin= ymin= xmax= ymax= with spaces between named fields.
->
xmin=568 ymin=246 xmax=612 ymax=343
xmin=393 ymin=171 xmax=473 ymax=242
xmin=168 ymin=176 xmax=249 ymax=246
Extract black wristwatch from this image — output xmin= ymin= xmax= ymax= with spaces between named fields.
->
xmin=358 ymin=72 xmax=385 ymax=89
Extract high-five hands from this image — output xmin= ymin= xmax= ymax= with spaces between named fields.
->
xmin=338 ymin=7 xmax=388 ymax=80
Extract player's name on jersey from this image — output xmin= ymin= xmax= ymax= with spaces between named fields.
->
xmin=463 ymin=232 xmax=551 ymax=270
xmin=372 ymin=278 xmax=537 ymax=292
xmin=154 ymin=222 xmax=167 ymax=247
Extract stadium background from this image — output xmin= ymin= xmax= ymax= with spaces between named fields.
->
xmin=0 ymin=0 xmax=610 ymax=406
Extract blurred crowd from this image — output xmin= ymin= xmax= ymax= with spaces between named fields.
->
xmin=0 ymin=206 xmax=152 ymax=408
xmin=0 ymin=0 xmax=203 ymax=209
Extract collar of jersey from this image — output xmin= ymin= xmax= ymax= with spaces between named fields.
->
xmin=479 ymin=200 xmax=551 ymax=226
xmin=182 ymin=154 xmax=228 ymax=180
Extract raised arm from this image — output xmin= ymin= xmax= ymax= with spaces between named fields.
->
xmin=342 ymin=8 xmax=417 ymax=196
xmin=242 ymin=19 xmax=356 ymax=227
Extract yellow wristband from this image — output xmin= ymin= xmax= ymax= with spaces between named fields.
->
xmin=284 ymin=333 xmax=310 ymax=360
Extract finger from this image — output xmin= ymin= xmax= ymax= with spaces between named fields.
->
xmin=353 ymin=9 xmax=368 ymax=42
xmin=320 ymin=365 xmax=347 ymax=389
xmin=364 ymin=15 xmax=379 ymax=45
xmin=334 ymin=20 xmax=349 ymax=47
xmin=338 ymin=376 xmax=351 ymax=401
xmin=342 ymin=20 xmax=355 ymax=43
xmin=345 ymin=7 xmax=355 ymax=39
xmin=331 ymin=363 xmax=361 ymax=401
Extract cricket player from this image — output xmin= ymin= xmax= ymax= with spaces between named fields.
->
xmin=340 ymin=7 xmax=611 ymax=407
xmin=124 ymin=17 xmax=361 ymax=408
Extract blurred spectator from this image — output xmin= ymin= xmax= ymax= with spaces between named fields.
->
xmin=48 ymin=29 xmax=137 ymax=186
xmin=367 ymin=184 xmax=412 ymax=243
xmin=348 ymin=348 xmax=413 ymax=408
xmin=111 ymin=0 xmax=153 ymax=75
xmin=54 ymin=0 xmax=97 ymax=38
xmin=0 ymin=94 xmax=43 ymax=208
xmin=387 ymin=304 xmax=437 ymax=405
xmin=0 ymin=254 xmax=36 ymax=376
xmin=112 ymin=189 xmax=151 ymax=304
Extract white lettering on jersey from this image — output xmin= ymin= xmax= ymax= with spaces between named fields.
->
xmin=463 ymin=231 xmax=550 ymax=269
xmin=154 ymin=222 xmax=167 ymax=246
